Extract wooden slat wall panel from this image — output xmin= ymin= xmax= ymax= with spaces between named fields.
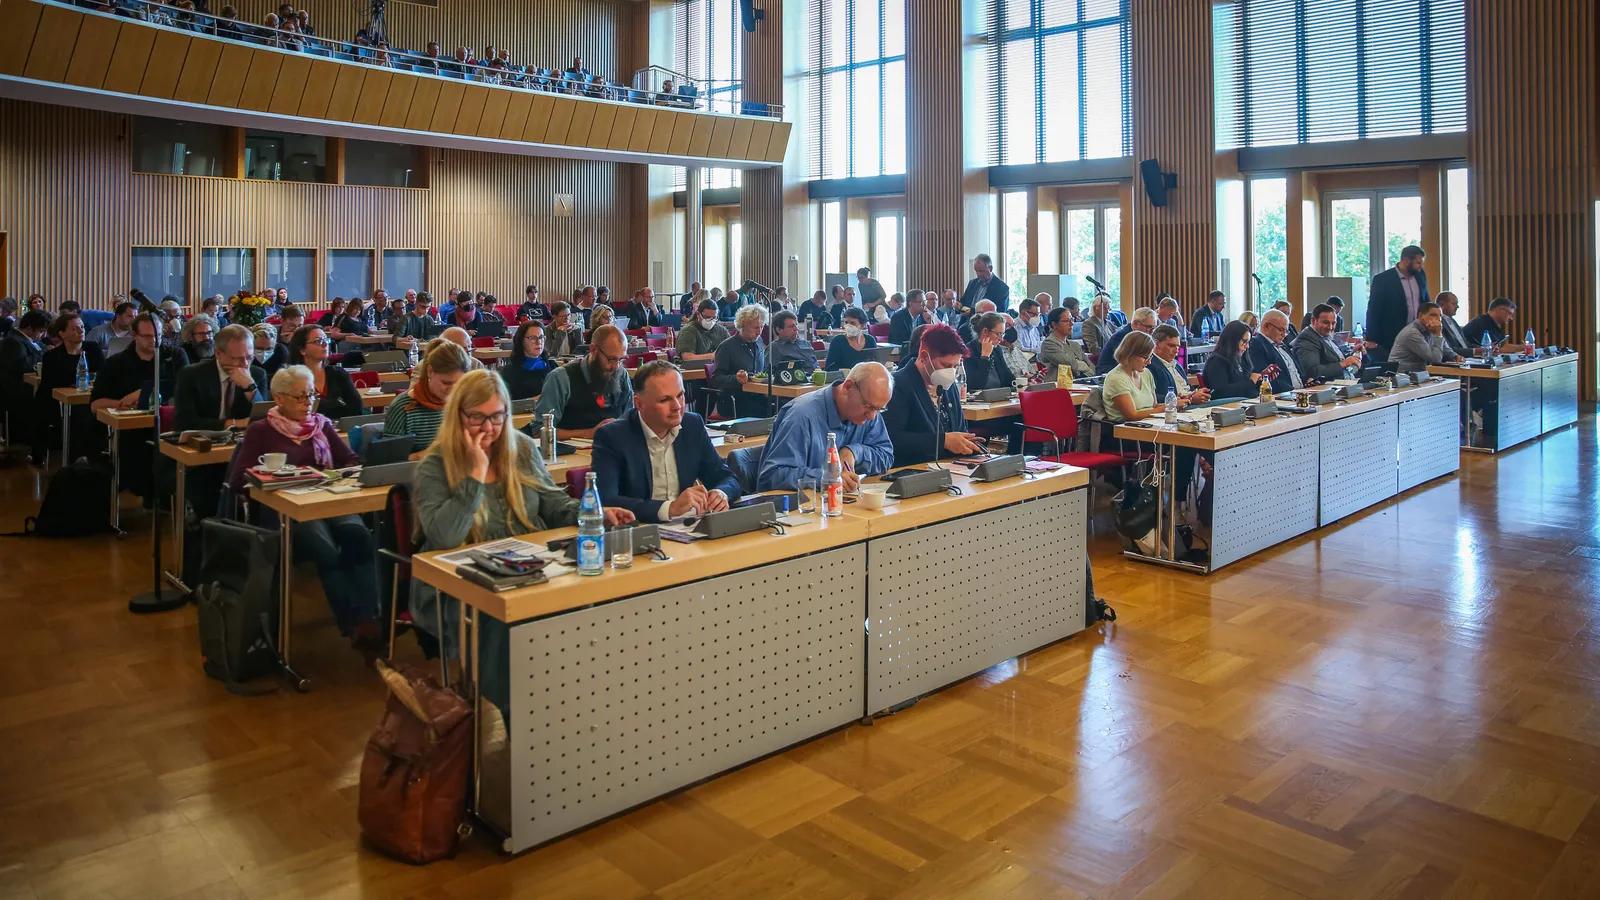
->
xmin=137 ymin=29 xmax=190 ymax=99
xmin=1129 ymin=0 xmax=1216 ymax=312
xmin=738 ymin=0 xmax=783 ymax=287
xmin=0 ymin=98 xmax=643 ymax=309
xmin=63 ymin=11 xmax=119 ymax=88
xmin=23 ymin=3 xmax=81 ymax=83
xmin=0 ymin=0 xmax=45 ymax=78
xmin=268 ymin=55 xmax=313 ymax=116
xmin=906 ymin=0 xmax=964 ymax=289
xmin=172 ymin=34 xmax=224 ymax=103
xmin=1468 ymin=0 xmax=1598 ymax=400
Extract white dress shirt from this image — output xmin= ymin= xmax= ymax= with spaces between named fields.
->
xmin=644 ymin=422 xmax=681 ymax=522
xmin=1154 ymin=355 xmax=1191 ymax=397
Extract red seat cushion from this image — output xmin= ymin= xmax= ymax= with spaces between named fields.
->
xmin=1041 ymin=452 xmax=1127 ymax=470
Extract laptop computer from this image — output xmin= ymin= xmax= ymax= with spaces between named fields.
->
xmin=361 ymin=434 xmax=414 ymax=467
xmin=476 ymin=320 xmax=506 ymax=338
xmin=357 ymin=460 xmax=417 ymax=487
xmin=865 ymin=346 xmax=895 ymax=364
xmin=249 ymin=400 xmax=275 ymax=421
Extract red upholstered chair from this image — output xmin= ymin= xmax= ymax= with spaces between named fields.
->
xmin=471 ymin=335 xmax=497 ymax=348
xmin=1017 ymin=388 xmax=1125 ymax=511
xmin=349 ymin=371 xmax=381 ymax=389
xmin=869 ymin=323 xmax=890 ymax=340
xmin=648 ymin=326 xmax=671 ymax=336
xmin=625 ymin=328 xmax=649 ymax=339
xmin=328 ymin=352 xmax=347 ymax=366
xmin=376 ymin=483 xmax=423 ymax=663
xmin=496 ymin=305 xmax=520 ymax=323
xmin=157 ymin=404 xmax=175 ymax=432
xmin=564 ymin=466 xmax=590 ymax=500
xmin=624 ymin=353 xmax=648 ymax=368
xmin=645 ymin=335 xmax=671 ymax=349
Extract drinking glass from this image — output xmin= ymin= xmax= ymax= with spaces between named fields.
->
xmin=796 ymin=477 xmax=818 ymax=515
xmin=610 ymin=526 xmax=633 ymax=569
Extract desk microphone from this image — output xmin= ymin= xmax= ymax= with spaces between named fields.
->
xmin=1085 ymin=276 xmax=1105 ymax=293
xmin=931 ymin=385 xmax=946 ymax=471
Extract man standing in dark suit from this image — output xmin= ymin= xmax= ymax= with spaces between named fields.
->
xmin=590 ymin=362 xmax=742 ymax=523
xmin=1365 ymin=244 xmax=1428 ymax=363
xmin=172 ymin=324 xmax=268 ymax=432
xmin=960 ymin=253 xmax=1011 ymax=312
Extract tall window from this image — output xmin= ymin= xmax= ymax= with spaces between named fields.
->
xmin=200 ymin=248 xmax=254 ymax=299
xmin=132 ymin=247 xmax=189 ymax=303
xmin=1001 ymin=192 xmax=1030 ymax=299
xmin=266 ymin=248 xmax=315 ymax=303
xmin=1444 ymin=165 xmax=1468 ymax=320
xmin=675 ymin=0 xmax=742 ymax=190
xmin=1214 ymin=0 xmax=1466 ymax=149
xmin=327 ymin=249 xmax=374 ymax=299
xmin=382 ymin=250 xmax=428 ymax=294
xmin=804 ymin=0 xmax=906 ymax=180
xmin=820 ymin=201 xmax=842 ymax=279
xmin=1248 ymin=178 xmax=1287 ymax=314
xmin=981 ymin=0 xmax=1131 ymax=167
xmin=871 ymin=212 xmax=905 ymax=295
xmin=1061 ymin=203 xmax=1121 ymax=305
xmin=1322 ymin=189 xmax=1420 ymax=330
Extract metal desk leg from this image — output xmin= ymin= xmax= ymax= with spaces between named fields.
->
xmin=60 ymin=401 xmax=71 ymax=466
xmin=278 ymin=515 xmax=293 ymax=666
xmin=163 ymin=462 xmax=187 ymax=593
xmin=464 ymin=602 xmax=482 ymax=819
xmin=109 ymin=426 xmax=123 ymax=534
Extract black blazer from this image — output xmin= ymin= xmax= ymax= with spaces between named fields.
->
xmin=499 ymin=356 xmax=554 ymax=401
xmin=173 ymin=358 xmax=268 ymax=431
xmin=887 ymin=308 xmax=923 ymax=345
xmin=1365 ymin=267 xmax=1429 ymax=351
xmin=589 ymin=409 xmax=742 ymax=523
xmin=881 ymin=363 xmax=967 ymax=468
xmin=315 ymin=364 xmax=365 ymax=421
xmin=1201 ymin=352 xmax=1258 ymax=400
xmin=963 ymin=340 xmax=1014 ymax=390
xmin=1247 ymin=333 xmax=1302 ymax=393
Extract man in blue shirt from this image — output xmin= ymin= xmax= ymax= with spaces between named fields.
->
xmin=769 ymin=310 xmax=818 ymax=371
xmin=756 ymin=362 xmax=895 ymax=491
xmin=1190 ymin=290 xmax=1228 ymax=340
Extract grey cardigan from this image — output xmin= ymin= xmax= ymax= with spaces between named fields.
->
xmin=1081 ymin=317 xmax=1117 ymax=358
xmin=1388 ymin=320 xmax=1459 ymax=373
xmin=1037 ymin=334 xmax=1095 ymax=381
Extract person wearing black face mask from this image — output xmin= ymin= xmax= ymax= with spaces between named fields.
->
xmin=881 ymin=323 xmax=984 ymax=467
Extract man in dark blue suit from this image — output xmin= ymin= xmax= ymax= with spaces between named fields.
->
xmin=1246 ymin=309 xmax=1304 ymax=394
xmin=1365 ymin=245 xmax=1429 ymax=364
xmin=590 ymin=361 xmax=743 ymax=523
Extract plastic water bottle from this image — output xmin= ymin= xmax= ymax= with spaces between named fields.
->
xmin=1523 ymin=329 xmax=1536 ymax=357
xmin=955 ymin=367 xmax=967 ymax=403
xmin=576 ymin=471 xmax=605 ymax=576
xmin=406 ymin=338 xmax=419 ymax=370
xmin=75 ymin=352 xmax=90 ymax=391
xmin=540 ymin=413 xmax=557 ymax=462
xmin=1480 ymin=331 xmax=1493 ymax=360
xmin=804 ymin=316 xmax=814 ymax=342
xmin=1164 ymin=389 xmax=1178 ymax=426
xmin=822 ymin=432 xmax=844 ymax=518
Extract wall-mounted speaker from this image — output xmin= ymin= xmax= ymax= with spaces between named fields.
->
xmin=739 ymin=0 xmax=764 ymax=32
xmin=1139 ymin=158 xmax=1178 ymax=207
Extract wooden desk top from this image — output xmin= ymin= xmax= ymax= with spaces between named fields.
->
xmin=249 ymin=482 xmax=391 ymax=522
xmin=377 ymin=371 xmax=409 ymax=384
xmin=159 ymin=439 xmax=237 ymax=467
xmin=358 ymin=390 xmax=398 ymax=409
xmin=1428 ymin=352 xmax=1579 ymax=380
xmin=50 ymin=387 xmax=91 ymax=404
xmin=1112 ymin=378 xmax=1459 ymax=450
xmin=845 ymin=464 xmax=1089 ymax=537
xmin=473 ymin=348 xmax=511 ymax=361
xmin=23 ymin=373 xmax=39 ymax=388
xmin=413 ymin=511 xmax=869 ymax=625
xmin=743 ymin=380 xmax=822 ymax=398
xmin=96 ymin=407 xmax=155 ymax=430
xmin=961 ymin=399 xmax=1020 ymax=421
xmin=339 ymin=333 xmax=395 ymax=346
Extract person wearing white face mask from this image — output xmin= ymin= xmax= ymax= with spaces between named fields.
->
xmin=882 ymin=323 xmax=985 ymax=466
xmin=1009 ymin=296 xmax=1045 ymax=353
xmin=252 ymin=323 xmax=287 ymax=375
xmin=824 ymin=307 xmax=880 ymax=370
xmin=675 ymin=297 xmax=730 ymax=362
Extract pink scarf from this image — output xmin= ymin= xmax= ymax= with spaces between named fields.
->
xmin=266 ymin=407 xmax=334 ymax=468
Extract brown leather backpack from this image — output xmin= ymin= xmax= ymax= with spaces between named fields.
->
xmin=358 ymin=661 xmax=474 ymax=863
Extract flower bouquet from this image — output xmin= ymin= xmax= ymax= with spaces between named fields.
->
xmin=232 ymin=294 xmax=274 ymax=326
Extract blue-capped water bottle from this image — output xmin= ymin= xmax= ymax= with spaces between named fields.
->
xmin=576 ymin=471 xmax=605 ymax=576
xmin=75 ymin=352 xmax=90 ymax=391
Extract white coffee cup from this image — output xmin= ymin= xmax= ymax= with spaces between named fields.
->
xmin=259 ymin=452 xmax=287 ymax=470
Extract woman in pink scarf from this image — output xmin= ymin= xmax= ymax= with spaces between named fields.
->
xmin=227 ymin=365 xmax=382 ymax=660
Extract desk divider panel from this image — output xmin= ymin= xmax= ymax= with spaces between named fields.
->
xmin=1496 ymin=370 xmax=1544 ymax=450
xmin=1208 ymin=427 xmax=1320 ymax=570
xmin=501 ymin=545 xmax=866 ymax=853
xmin=1542 ymin=359 xmax=1579 ymax=433
xmin=1398 ymin=391 xmax=1461 ymax=492
xmin=865 ymin=489 xmax=1086 ymax=714
xmin=1319 ymin=405 xmax=1400 ymax=526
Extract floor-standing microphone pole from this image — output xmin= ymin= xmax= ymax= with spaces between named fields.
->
xmin=129 ymin=291 xmax=186 ymax=613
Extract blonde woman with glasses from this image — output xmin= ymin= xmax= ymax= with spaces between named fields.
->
xmin=411 ymin=369 xmax=634 ymax=711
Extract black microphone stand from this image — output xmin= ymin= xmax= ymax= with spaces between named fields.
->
xmin=128 ymin=292 xmax=186 ymax=613
xmin=931 ymin=367 xmax=946 ymax=471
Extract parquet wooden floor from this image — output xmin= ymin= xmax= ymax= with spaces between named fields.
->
xmin=2 ymin=416 xmax=1598 ymax=899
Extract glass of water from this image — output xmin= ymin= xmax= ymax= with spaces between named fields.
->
xmin=796 ymin=477 xmax=818 ymax=515
xmin=610 ymin=525 xmax=633 ymax=568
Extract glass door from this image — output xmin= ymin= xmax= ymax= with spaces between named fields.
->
xmin=1060 ymin=203 xmax=1121 ymax=305
xmin=871 ymin=212 xmax=905 ymax=295
xmin=1323 ymin=190 xmax=1421 ymax=332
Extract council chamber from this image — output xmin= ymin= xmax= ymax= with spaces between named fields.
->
xmin=0 ymin=0 xmax=1595 ymax=896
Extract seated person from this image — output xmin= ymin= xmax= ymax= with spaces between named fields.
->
xmin=333 ymin=297 xmax=373 ymax=337
xmin=173 ymin=324 xmax=267 ymax=432
xmin=1102 ymin=331 xmax=1162 ymax=425
xmin=32 ymin=311 xmax=104 ymax=463
xmin=1436 ymin=292 xmax=1471 ymax=356
xmin=798 ymin=290 xmax=830 ymax=329
xmin=395 ymin=294 xmax=438 ymax=346
xmin=757 ymin=362 xmax=894 ymax=491
xmin=1201 ymin=321 xmax=1265 ymax=400
xmin=963 ymin=311 xmax=1015 ymax=390
xmin=675 ymin=298 xmax=729 ymax=362
xmin=89 ymin=313 xmax=189 ymax=499
xmin=88 ymin=300 xmax=137 ymax=357
xmin=1081 ymin=294 xmax=1118 ymax=360
xmin=1155 ymin=294 xmax=1189 ymax=341
xmin=501 ymin=321 xmax=555 ymax=401
xmin=1095 ymin=307 xmax=1158 ymax=376
xmin=1148 ymin=325 xmax=1211 ymax=407
xmin=715 ymin=287 xmax=741 ymax=321
xmin=826 ymin=284 xmax=849 ymax=329
xmin=1272 ymin=300 xmax=1298 ymax=344
xmin=448 ymin=297 xmax=484 ymax=334
xmin=1389 ymin=301 xmax=1460 ymax=374
xmin=252 ymin=324 xmax=287 ymax=375
xmin=277 ymin=303 xmax=305 ymax=337
xmin=1189 ymin=290 xmax=1227 ymax=340
xmin=440 ymin=326 xmax=474 ymax=354
xmin=545 ymin=302 xmax=585 ymax=358
xmin=1301 ymin=296 xmax=1346 ymax=332
xmin=824 ymin=307 xmax=880 ymax=371
xmin=318 ymin=298 xmax=346 ymax=328
xmin=383 ymin=339 xmax=473 ymax=451
xmin=0 ymin=310 xmax=50 ymax=460
xmin=711 ymin=305 xmax=770 ymax=418
xmin=531 ymin=324 xmax=633 ymax=439
xmin=412 ymin=369 xmax=632 ymax=712
xmin=957 ymin=299 xmax=998 ymax=345
xmin=288 ymin=324 xmax=364 ymax=421
xmin=882 ymin=324 xmax=984 ymax=467
xmin=769 ymin=310 xmax=818 ymax=371
xmin=1009 ymin=296 xmax=1046 ymax=353
xmin=591 ymin=362 xmax=742 ymax=523
xmin=888 ymin=289 xmax=937 ymax=345
xmin=1037 ymin=307 xmax=1094 ymax=381
xmin=1247 ymin=309 xmax=1305 ymax=393
xmin=584 ymin=304 xmax=616 ymax=342
xmin=613 ymin=287 xmax=664 ymax=329
xmin=227 ymin=364 xmax=381 ymax=659
xmin=178 ymin=316 xmax=216 ymax=362
xmin=1462 ymin=296 xmax=1517 ymax=352
xmin=516 ymin=285 xmax=549 ymax=324
xmin=1294 ymin=303 xmax=1363 ymax=382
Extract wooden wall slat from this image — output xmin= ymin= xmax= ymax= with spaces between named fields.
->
xmin=0 ymin=0 xmax=45 ymax=78
xmin=23 ymin=4 xmax=80 ymax=83
xmin=172 ymin=34 xmax=224 ymax=103
xmin=906 ymin=0 xmax=964 ymax=289
xmin=1467 ymin=0 xmax=1597 ymax=400
xmin=267 ymin=55 xmax=312 ymax=117
xmin=137 ymin=29 xmax=189 ymax=99
xmin=0 ymin=98 xmax=642 ymax=310
xmin=63 ymin=12 xmax=119 ymax=89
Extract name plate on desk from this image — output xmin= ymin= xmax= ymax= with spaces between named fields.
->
xmin=886 ymin=468 xmax=953 ymax=499
xmin=968 ymin=387 xmax=1013 ymax=403
xmin=1210 ymin=406 xmax=1248 ymax=427
xmin=694 ymin=502 xmax=777 ymax=539
xmin=1242 ymin=401 xmax=1277 ymax=419
xmin=1306 ymin=387 xmax=1339 ymax=405
xmin=1411 ymin=371 xmax=1431 ymax=384
xmin=969 ymin=454 xmax=1025 ymax=482
xmin=1339 ymin=383 xmax=1367 ymax=399
xmin=714 ymin=417 xmax=774 ymax=437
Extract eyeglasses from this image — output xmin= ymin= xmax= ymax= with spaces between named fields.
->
xmin=596 ymin=350 xmax=625 ymax=366
xmin=461 ymin=410 xmax=508 ymax=426
xmin=280 ymin=391 xmax=318 ymax=402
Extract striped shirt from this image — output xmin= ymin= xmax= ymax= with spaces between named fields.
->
xmin=382 ymin=391 xmax=445 ymax=449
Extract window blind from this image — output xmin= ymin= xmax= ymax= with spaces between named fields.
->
xmin=803 ymin=0 xmax=907 ymax=181
xmin=980 ymin=0 xmax=1131 ymax=167
xmin=1213 ymin=0 xmax=1466 ymax=149
xmin=673 ymin=0 xmax=743 ymax=190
